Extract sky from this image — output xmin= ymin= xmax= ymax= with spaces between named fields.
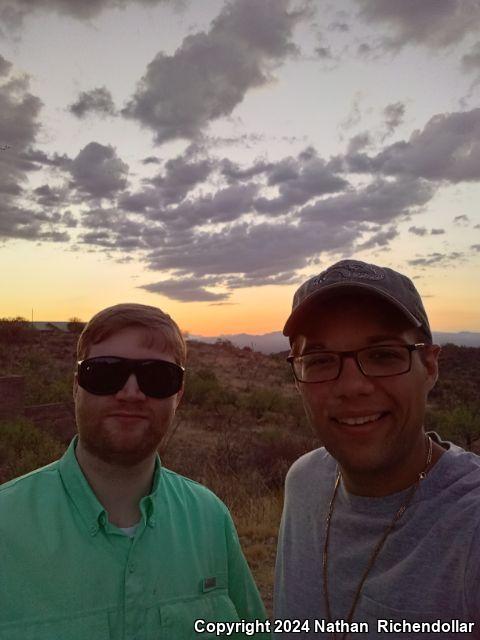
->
xmin=0 ymin=0 xmax=479 ymax=336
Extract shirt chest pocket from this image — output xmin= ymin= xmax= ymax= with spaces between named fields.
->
xmin=159 ymin=574 xmax=240 ymax=639
xmin=0 ymin=610 xmax=112 ymax=640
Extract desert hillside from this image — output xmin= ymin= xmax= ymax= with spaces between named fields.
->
xmin=0 ymin=324 xmax=479 ymax=611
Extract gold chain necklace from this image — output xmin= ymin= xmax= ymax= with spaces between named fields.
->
xmin=322 ymin=435 xmax=433 ymax=640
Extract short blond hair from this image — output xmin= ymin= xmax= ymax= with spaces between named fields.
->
xmin=77 ymin=303 xmax=187 ymax=366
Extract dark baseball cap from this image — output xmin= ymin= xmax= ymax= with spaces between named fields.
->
xmin=283 ymin=259 xmax=432 ymax=341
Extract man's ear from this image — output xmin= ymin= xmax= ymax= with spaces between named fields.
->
xmin=73 ymin=372 xmax=78 ymax=401
xmin=424 ymin=344 xmax=441 ymax=391
xmin=175 ymin=384 xmax=184 ymax=409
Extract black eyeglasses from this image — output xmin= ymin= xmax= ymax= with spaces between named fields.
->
xmin=287 ymin=343 xmax=426 ymax=383
xmin=77 ymin=356 xmax=184 ymax=399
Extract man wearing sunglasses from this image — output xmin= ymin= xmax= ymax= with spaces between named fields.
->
xmin=274 ymin=260 xmax=480 ymax=638
xmin=0 ymin=303 xmax=268 ymax=639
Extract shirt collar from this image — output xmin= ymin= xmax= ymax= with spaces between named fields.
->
xmin=58 ymin=436 xmax=162 ymax=535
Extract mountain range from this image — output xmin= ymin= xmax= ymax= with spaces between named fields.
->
xmin=189 ymin=330 xmax=480 ymax=353
xmin=30 ymin=323 xmax=480 ymax=353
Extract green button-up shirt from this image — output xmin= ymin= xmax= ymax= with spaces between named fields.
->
xmin=0 ymin=437 xmax=269 ymax=639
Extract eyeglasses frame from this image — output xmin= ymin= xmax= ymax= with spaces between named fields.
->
xmin=287 ymin=343 xmax=426 ymax=384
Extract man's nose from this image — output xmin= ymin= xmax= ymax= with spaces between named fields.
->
xmin=115 ymin=373 xmax=146 ymax=399
xmin=332 ymin=354 xmax=375 ymax=396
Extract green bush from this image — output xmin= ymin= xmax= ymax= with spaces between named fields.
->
xmin=427 ymin=404 xmax=480 ymax=450
xmin=0 ymin=417 xmax=65 ymax=483
xmin=183 ymin=368 xmax=238 ymax=409
xmin=239 ymin=387 xmax=292 ymax=420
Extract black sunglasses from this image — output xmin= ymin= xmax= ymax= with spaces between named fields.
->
xmin=77 ymin=356 xmax=184 ymax=399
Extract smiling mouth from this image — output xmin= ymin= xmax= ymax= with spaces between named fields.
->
xmin=333 ymin=412 xmax=389 ymax=426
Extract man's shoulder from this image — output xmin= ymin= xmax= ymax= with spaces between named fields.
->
xmin=0 ymin=459 xmax=61 ymax=500
xmin=436 ymin=445 xmax=480 ymax=504
xmin=285 ymin=446 xmax=335 ymax=489
xmin=159 ymin=466 xmax=229 ymax=515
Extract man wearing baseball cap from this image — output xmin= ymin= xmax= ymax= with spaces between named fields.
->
xmin=274 ymin=259 xmax=480 ymax=638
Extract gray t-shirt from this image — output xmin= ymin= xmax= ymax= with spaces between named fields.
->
xmin=274 ymin=434 xmax=480 ymax=638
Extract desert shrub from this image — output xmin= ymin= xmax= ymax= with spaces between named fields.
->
xmin=0 ymin=317 xmax=35 ymax=345
xmin=239 ymin=388 xmax=290 ymax=419
xmin=67 ymin=317 xmax=86 ymax=333
xmin=11 ymin=350 xmax=73 ymax=405
xmin=244 ymin=428 xmax=318 ymax=488
xmin=183 ymin=368 xmax=238 ymax=409
xmin=207 ymin=424 xmax=318 ymax=489
xmin=0 ymin=417 xmax=65 ymax=484
xmin=26 ymin=377 xmax=73 ymax=406
xmin=427 ymin=404 xmax=480 ymax=450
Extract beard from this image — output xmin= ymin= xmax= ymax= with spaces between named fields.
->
xmin=75 ymin=398 xmax=173 ymax=467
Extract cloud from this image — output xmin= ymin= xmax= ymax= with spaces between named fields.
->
xmin=141 ymin=156 xmax=161 ymax=165
xmin=69 ymin=141 xmax=129 ymax=198
xmin=383 ymin=102 xmax=405 ymax=138
xmin=120 ymin=149 xmax=215 ymax=213
xmin=76 ymin=141 xmax=439 ymax=294
xmin=163 ymin=183 xmax=260 ymax=229
xmin=77 ymin=207 xmax=148 ymax=251
xmin=340 ymin=92 xmax=363 ymax=130
xmin=328 ymin=20 xmax=349 ymax=33
xmin=149 ymin=152 xmax=214 ymax=204
xmin=144 ymin=218 xmax=360 ymax=284
xmin=224 ymin=270 xmax=299 ymax=288
xmin=140 ymin=276 xmax=231 ymax=302
xmin=18 ymin=148 xmax=71 ymax=169
xmin=0 ymin=75 xmax=42 ymax=157
xmin=346 ymin=132 xmax=371 ymax=155
xmin=315 ymin=45 xmax=334 ymax=60
xmin=356 ymin=226 xmax=398 ymax=250
xmin=254 ymin=151 xmax=349 ymax=215
xmin=122 ymin=0 xmax=310 ymax=143
xmin=118 ymin=188 xmax=160 ymax=214
xmin=356 ymin=0 xmax=480 ymax=50
xmin=0 ymin=55 xmax=12 ymax=77
xmin=408 ymin=226 xmax=427 ymax=236
xmin=462 ymin=42 xmax=480 ymax=74
xmin=0 ymin=62 xmax=66 ymax=242
xmin=300 ymin=177 xmax=433 ymax=225
xmin=33 ymin=184 xmax=68 ymax=207
xmin=453 ymin=214 xmax=470 ymax=224
xmin=0 ymin=203 xmax=40 ymax=240
xmin=0 ymin=0 xmax=183 ymax=33
xmin=430 ymin=228 xmax=445 ymax=235
xmin=221 ymin=158 xmax=273 ymax=183
xmin=408 ymin=251 xmax=464 ymax=267
xmin=342 ymin=108 xmax=480 ymax=182
xmin=62 ymin=210 xmax=78 ymax=227
xmin=68 ymin=87 xmax=116 ymax=119
xmin=471 ymin=244 xmax=480 ymax=251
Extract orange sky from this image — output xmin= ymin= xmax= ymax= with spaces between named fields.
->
xmin=1 ymin=242 xmax=479 ymax=335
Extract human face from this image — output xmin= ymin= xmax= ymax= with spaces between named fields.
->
xmin=294 ymin=295 xmax=440 ymax=494
xmin=73 ymin=326 xmax=183 ymax=467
